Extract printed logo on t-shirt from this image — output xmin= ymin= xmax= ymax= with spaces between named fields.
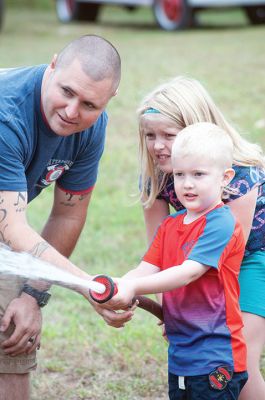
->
xmin=36 ymin=160 xmax=73 ymax=188
xmin=181 ymin=240 xmax=196 ymax=258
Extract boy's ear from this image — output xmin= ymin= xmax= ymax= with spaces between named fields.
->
xmin=50 ymin=54 xmax=58 ymax=70
xmin=223 ymin=168 xmax=235 ymax=187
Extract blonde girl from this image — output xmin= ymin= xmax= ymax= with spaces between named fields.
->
xmin=138 ymin=76 xmax=265 ymax=400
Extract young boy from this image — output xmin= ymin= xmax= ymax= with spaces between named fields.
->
xmin=103 ymin=122 xmax=248 ymax=399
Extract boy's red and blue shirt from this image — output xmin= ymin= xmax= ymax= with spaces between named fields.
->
xmin=142 ymin=205 xmax=247 ymax=376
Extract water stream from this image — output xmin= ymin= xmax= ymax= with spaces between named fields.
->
xmin=0 ymin=245 xmax=105 ymax=294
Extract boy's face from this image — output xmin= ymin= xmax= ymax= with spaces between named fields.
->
xmin=173 ymin=153 xmax=234 ymax=219
xmin=141 ymin=114 xmax=180 ymax=173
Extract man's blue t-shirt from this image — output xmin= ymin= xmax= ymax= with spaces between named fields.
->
xmin=0 ymin=65 xmax=108 ymax=202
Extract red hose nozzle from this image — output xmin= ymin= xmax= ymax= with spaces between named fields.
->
xmin=89 ymin=275 xmax=118 ymax=303
xmin=90 ymin=274 xmax=163 ymax=321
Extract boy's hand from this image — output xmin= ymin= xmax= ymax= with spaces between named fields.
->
xmin=104 ymin=278 xmax=136 ymax=310
xmin=157 ymin=320 xmax=168 ymax=342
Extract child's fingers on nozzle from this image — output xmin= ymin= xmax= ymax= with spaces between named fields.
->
xmin=127 ymin=299 xmax=139 ymax=311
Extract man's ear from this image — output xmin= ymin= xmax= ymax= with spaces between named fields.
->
xmin=113 ymin=88 xmax=118 ymax=97
xmin=223 ymin=168 xmax=235 ymax=187
xmin=50 ymin=54 xmax=58 ymax=70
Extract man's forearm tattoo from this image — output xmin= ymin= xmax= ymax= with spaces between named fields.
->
xmin=0 ymin=209 xmax=7 ymax=223
xmin=29 ymin=242 xmax=50 ymax=258
xmin=14 ymin=192 xmax=26 ymax=206
xmin=0 ymin=197 xmax=9 ymax=245
xmin=0 ymin=224 xmax=11 ymax=247
xmin=14 ymin=192 xmax=26 ymax=212
xmin=0 ymin=192 xmax=27 ymax=247
xmin=0 ymin=192 xmax=7 ymax=224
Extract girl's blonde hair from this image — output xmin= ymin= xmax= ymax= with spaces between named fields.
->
xmin=138 ymin=76 xmax=265 ymax=208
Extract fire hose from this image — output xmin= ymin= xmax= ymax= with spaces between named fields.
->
xmin=89 ymin=274 xmax=163 ymax=322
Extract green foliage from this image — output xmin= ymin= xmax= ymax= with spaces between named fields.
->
xmin=1 ymin=5 xmax=264 ymax=399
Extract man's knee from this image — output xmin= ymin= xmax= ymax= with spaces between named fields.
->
xmin=0 ymin=373 xmax=30 ymax=400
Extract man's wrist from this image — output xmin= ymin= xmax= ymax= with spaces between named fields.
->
xmin=21 ymin=283 xmax=51 ymax=308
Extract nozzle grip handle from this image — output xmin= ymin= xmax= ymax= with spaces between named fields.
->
xmin=90 ymin=275 xmax=163 ymax=321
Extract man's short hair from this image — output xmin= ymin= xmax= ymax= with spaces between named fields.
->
xmin=56 ymin=34 xmax=121 ymax=91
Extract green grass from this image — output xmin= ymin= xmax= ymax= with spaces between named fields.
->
xmin=1 ymin=4 xmax=265 ymax=399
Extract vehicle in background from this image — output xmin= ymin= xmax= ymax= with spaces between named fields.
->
xmin=55 ymin=0 xmax=265 ymax=30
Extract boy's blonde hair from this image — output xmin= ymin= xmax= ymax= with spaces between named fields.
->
xmin=172 ymin=122 xmax=234 ymax=171
xmin=138 ymin=76 xmax=265 ymax=208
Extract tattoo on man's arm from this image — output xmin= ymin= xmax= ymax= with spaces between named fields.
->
xmin=29 ymin=242 xmax=50 ymax=258
xmin=0 ymin=224 xmax=11 ymax=247
xmin=0 ymin=202 xmax=11 ymax=245
xmin=0 ymin=209 xmax=7 ymax=223
xmin=59 ymin=192 xmax=75 ymax=207
xmin=79 ymin=193 xmax=89 ymax=201
xmin=14 ymin=192 xmax=26 ymax=206
xmin=66 ymin=193 xmax=74 ymax=202
xmin=59 ymin=192 xmax=90 ymax=207
xmin=14 ymin=192 xmax=26 ymax=212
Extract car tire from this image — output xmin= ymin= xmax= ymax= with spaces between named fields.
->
xmin=153 ymin=0 xmax=193 ymax=31
xmin=244 ymin=6 xmax=265 ymax=24
xmin=124 ymin=6 xmax=137 ymax=12
xmin=0 ymin=0 xmax=4 ymax=31
xmin=56 ymin=0 xmax=101 ymax=23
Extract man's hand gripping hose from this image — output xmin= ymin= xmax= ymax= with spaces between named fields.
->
xmin=89 ymin=274 xmax=163 ymax=321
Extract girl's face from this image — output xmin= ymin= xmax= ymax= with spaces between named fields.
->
xmin=141 ymin=114 xmax=180 ymax=173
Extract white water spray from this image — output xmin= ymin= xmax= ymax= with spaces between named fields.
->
xmin=0 ymin=245 xmax=105 ymax=294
